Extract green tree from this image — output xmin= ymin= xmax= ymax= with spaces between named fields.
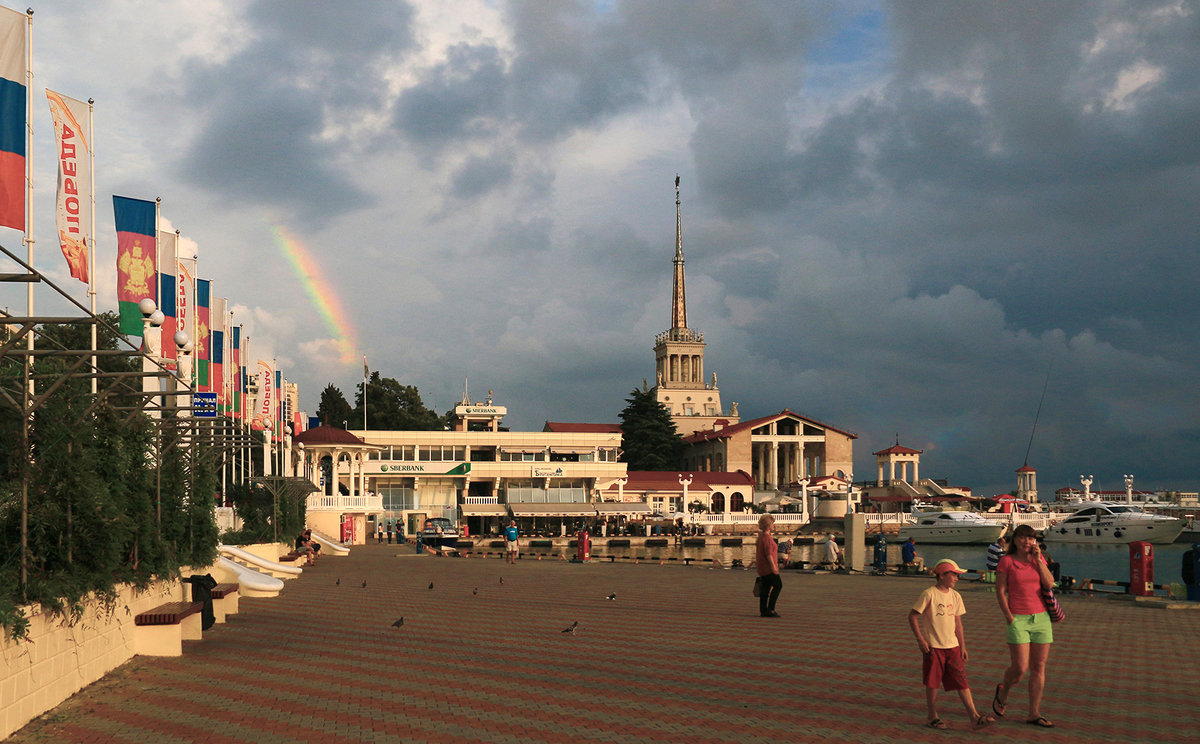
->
xmin=354 ymin=373 xmax=445 ymax=430
xmin=1 ymin=311 xmax=220 ymax=637
xmin=618 ymin=387 xmax=684 ymax=471
xmin=316 ymin=383 xmax=353 ymax=428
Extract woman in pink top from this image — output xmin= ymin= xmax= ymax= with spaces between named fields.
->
xmin=992 ymin=523 xmax=1056 ymax=728
xmin=755 ymin=514 xmax=782 ymax=617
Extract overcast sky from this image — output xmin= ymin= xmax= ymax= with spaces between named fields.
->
xmin=6 ymin=0 xmax=1200 ymax=497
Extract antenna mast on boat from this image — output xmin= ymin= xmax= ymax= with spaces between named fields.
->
xmin=1023 ymin=365 xmax=1053 ymax=467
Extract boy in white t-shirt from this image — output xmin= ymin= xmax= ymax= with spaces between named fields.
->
xmin=908 ymin=558 xmax=994 ymax=730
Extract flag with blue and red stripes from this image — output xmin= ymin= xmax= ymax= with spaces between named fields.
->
xmin=0 ymin=7 xmax=27 ymax=230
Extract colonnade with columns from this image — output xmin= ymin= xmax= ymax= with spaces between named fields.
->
xmin=658 ymin=352 xmax=704 ymax=385
xmin=876 ymin=451 xmax=920 ymax=486
xmin=753 ymin=440 xmax=820 ymax=490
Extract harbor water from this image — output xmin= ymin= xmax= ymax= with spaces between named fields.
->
xmin=526 ymin=539 xmax=1195 ymax=586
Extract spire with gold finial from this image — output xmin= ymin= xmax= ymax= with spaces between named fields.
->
xmin=671 ymin=174 xmax=686 ymax=331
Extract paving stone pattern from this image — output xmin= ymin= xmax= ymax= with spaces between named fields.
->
xmin=7 ymin=543 xmax=1200 ymax=743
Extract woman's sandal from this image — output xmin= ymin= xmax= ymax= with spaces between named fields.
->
xmin=927 ymin=718 xmax=947 ymax=729
xmin=974 ymin=714 xmax=995 ymax=729
xmin=992 ymin=684 xmax=1007 ymax=717
xmin=1026 ymin=715 xmax=1055 ymax=728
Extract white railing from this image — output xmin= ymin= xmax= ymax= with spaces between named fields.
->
xmin=690 ymin=512 xmax=807 ymax=524
xmin=464 ymin=496 xmax=499 ymax=504
xmin=864 ymin=513 xmax=915 ymax=526
xmin=306 ymin=493 xmax=384 ymax=512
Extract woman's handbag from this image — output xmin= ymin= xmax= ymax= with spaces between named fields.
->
xmin=1040 ymin=586 xmax=1065 ymax=623
xmin=752 ymin=576 xmax=762 ymax=597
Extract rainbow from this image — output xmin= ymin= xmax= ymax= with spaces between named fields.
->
xmin=270 ymin=224 xmax=358 ymax=364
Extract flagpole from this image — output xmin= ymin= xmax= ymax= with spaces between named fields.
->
xmin=88 ymin=98 xmax=96 ymax=395
xmin=23 ymin=9 xmax=33 ymax=396
xmin=363 ymin=355 xmax=368 ymax=430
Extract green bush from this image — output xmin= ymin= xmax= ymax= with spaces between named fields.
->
xmin=0 ymin=314 xmax=226 ymax=639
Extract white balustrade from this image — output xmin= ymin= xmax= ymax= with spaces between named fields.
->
xmin=306 ymin=493 xmax=384 ymax=512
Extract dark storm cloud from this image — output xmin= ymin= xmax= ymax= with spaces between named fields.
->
xmin=394 ymin=43 xmax=507 ymax=153
xmin=448 ymin=152 xmax=515 ymax=200
xmin=174 ymin=0 xmax=418 ymax=220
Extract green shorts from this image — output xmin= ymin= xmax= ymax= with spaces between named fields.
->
xmin=1006 ymin=612 xmax=1053 ymax=644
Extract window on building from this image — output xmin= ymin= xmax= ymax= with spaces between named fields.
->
xmin=470 ymin=446 xmax=497 ymax=462
xmin=378 ymin=482 xmax=416 ymax=511
xmin=392 ymin=445 xmax=414 ymax=461
xmin=505 ymin=478 xmax=543 ymax=502
xmin=547 ymin=478 xmax=587 ymax=503
xmin=500 ymin=450 xmax=545 ymax=462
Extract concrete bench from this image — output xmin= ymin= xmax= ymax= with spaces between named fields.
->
xmin=134 ymin=601 xmax=203 ymax=657
xmin=210 ymin=583 xmax=239 ymax=623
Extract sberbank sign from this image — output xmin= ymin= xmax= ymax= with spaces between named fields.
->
xmin=376 ymin=463 xmax=471 ymax=475
xmin=455 ymin=406 xmax=506 ymax=415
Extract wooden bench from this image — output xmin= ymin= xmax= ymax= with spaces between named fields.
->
xmin=210 ymin=582 xmax=240 ymax=623
xmin=134 ymin=601 xmax=203 ymax=657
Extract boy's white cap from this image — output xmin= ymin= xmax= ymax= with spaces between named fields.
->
xmin=932 ymin=558 xmax=966 ymax=575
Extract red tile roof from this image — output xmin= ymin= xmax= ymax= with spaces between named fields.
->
xmin=683 ymin=409 xmax=857 ymax=443
xmin=873 ymin=444 xmax=922 ymax=456
xmin=293 ymin=425 xmax=365 ymax=446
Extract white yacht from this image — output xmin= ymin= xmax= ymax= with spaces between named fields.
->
xmin=1042 ymin=502 xmax=1185 ymax=544
xmin=897 ymin=510 xmax=1007 ymax=544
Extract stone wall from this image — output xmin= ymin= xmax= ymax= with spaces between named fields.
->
xmin=0 ymin=575 xmax=191 ymax=739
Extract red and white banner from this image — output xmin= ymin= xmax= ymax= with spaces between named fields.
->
xmin=252 ymin=359 xmax=275 ymax=432
xmin=46 ymin=90 xmax=91 ymax=283
xmin=176 ymin=254 xmax=195 ymax=354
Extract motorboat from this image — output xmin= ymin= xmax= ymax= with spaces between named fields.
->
xmin=896 ymin=510 xmax=1007 ymax=544
xmin=1042 ymin=502 xmax=1185 ymax=544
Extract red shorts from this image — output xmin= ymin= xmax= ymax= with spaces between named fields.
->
xmin=922 ymin=647 xmax=968 ymax=691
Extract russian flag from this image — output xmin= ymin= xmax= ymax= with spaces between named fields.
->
xmin=0 ymin=8 xmax=27 ymax=231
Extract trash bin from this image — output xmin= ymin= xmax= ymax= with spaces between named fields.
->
xmin=1129 ymin=541 xmax=1154 ymax=596
xmin=183 ymin=574 xmax=218 ymax=631
xmin=873 ymin=533 xmax=888 ymax=574
xmin=576 ymin=530 xmax=591 ymax=562
xmin=1184 ymin=543 xmax=1199 ymax=601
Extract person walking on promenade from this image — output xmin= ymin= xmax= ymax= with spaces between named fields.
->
xmin=386 ymin=521 xmax=393 ymax=544
xmin=908 ymin=559 xmax=994 ymax=730
xmin=992 ymin=523 xmax=1056 ymax=728
xmin=823 ymin=533 xmax=843 ymax=569
xmin=755 ymin=514 xmax=782 ymax=617
xmin=504 ymin=520 xmax=520 ymax=565
xmin=376 ymin=521 xmax=383 ymax=544
xmin=985 ymin=533 xmax=1007 ymax=581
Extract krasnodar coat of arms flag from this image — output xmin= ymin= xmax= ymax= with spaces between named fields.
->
xmin=113 ymin=196 xmax=156 ymax=335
